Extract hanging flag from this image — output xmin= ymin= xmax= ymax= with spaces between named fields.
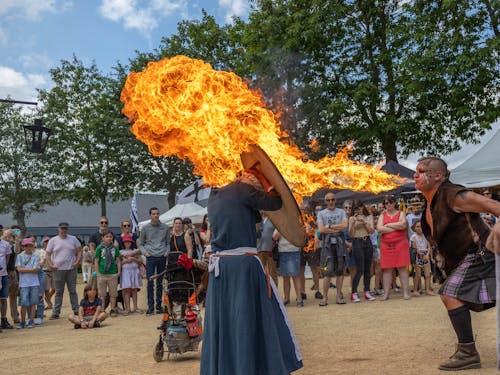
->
xmin=130 ymin=193 xmax=139 ymax=234
xmin=177 ymin=179 xmax=211 ymax=204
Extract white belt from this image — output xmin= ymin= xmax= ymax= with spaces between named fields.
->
xmin=208 ymin=247 xmax=257 ymax=278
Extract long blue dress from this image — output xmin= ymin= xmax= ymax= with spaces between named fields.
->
xmin=200 ymin=180 xmax=303 ymax=375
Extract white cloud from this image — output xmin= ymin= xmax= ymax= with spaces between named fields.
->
xmin=0 ymin=0 xmax=71 ymax=20
xmin=98 ymin=0 xmax=186 ymax=36
xmin=219 ymin=0 xmax=248 ymax=22
xmin=0 ymin=66 xmax=48 ymax=102
xmin=18 ymin=53 xmax=54 ymax=71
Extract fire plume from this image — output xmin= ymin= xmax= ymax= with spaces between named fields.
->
xmin=121 ymin=55 xmax=402 ymax=196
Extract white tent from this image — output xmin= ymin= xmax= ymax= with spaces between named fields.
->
xmin=138 ymin=202 xmax=207 ymax=229
xmin=450 ymin=122 xmax=500 ymax=188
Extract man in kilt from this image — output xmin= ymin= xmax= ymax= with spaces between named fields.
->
xmin=414 ymin=156 xmax=500 ymax=371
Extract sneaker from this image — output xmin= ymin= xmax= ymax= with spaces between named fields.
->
xmin=296 ymin=300 xmax=304 ymax=307
xmin=49 ymin=315 xmax=59 ymax=320
xmin=364 ymin=291 xmax=376 ymax=301
xmin=17 ymin=321 xmax=26 ymax=329
xmin=156 ymin=306 xmax=164 ymax=314
xmin=300 ymin=292 xmax=307 ymax=300
xmin=27 ymin=320 xmax=34 ymax=328
xmin=315 ymin=291 xmax=324 ymax=299
xmin=93 ymin=321 xmax=101 ymax=328
xmin=350 ymin=292 xmax=361 ymax=303
xmin=1 ymin=318 xmax=13 ymax=329
xmin=329 ymin=282 xmax=336 ymax=288
xmin=373 ymin=288 xmax=384 ymax=296
xmin=109 ymin=309 xmax=118 ymax=317
xmin=145 ymin=308 xmax=154 ymax=316
xmin=310 ymin=284 xmax=317 ymax=291
xmin=33 ymin=318 xmax=43 ymax=325
xmin=74 ymin=323 xmax=81 ymax=329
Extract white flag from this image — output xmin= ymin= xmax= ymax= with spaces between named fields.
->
xmin=130 ymin=193 xmax=139 ymax=234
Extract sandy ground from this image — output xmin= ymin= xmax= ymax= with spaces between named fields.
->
xmin=2 ymin=277 xmax=497 ymax=375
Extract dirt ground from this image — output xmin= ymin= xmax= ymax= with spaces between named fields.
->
xmin=2 ymin=277 xmax=497 ymax=375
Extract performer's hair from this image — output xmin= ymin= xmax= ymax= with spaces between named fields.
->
xmin=417 ymin=156 xmax=450 ymax=179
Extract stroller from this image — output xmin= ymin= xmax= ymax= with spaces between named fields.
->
xmin=153 ymin=251 xmax=207 ymax=362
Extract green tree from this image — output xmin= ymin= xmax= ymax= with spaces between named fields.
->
xmin=247 ymin=0 xmax=500 ymax=161
xmin=0 ymin=103 xmax=59 ymax=230
xmin=38 ymin=56 xmax=139 ymax=216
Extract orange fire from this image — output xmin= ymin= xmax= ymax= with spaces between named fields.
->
xmin=121 ymin=55 xmax=402 ymax=196
xmin=302 ymin=213 xmax=316 ymax=253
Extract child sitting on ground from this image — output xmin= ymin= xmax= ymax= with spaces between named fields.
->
xmin=68 ymin=283 xmax=107 ymax=328
xmin=410 ymin=220 xmax=435 ymax=297
xmin=119 ymin=235 xmax=143 ymax=315
xmin=15 ymin=237 xmax=40 ymax=329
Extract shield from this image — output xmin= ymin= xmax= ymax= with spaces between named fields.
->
xmin=241 ymin=144 xmax=306 ymax=247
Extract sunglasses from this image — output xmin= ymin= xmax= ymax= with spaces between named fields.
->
xmin=122 ymin=224 xmax=131 ymax=227
xmin=325 ymin=199 xmax=336 ymax=202
xmin=100 ymin=221 xmax=108 ymax=224
xmin=384 ymin=201 xmax=394 ymax=205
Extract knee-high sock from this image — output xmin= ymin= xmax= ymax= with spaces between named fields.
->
xmin=448 ymin=305 xmax=473 ymax=343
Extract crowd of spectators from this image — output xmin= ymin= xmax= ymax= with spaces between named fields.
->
xmin=0 ymin=187 xmax=497 ymax=332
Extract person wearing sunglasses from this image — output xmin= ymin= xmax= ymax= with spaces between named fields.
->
xmin=376 ymin=195 xmax=411 ymax=301
xmin=89 ymin=217 xmax=113 ymax=255
xmin=414 ymin=156 xmax=500 ymax=371
xmin=316 ymin=192 xmax=348 ymax=306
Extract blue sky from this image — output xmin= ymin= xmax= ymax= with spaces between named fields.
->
xmin=0 ymin=0 xmax=249 ymax=102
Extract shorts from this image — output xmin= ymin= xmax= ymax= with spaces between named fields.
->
xmin=19 ymin=286 xmax=39 ymax=307
xmin=0 ymin=275 xmax=8 ymax=299
xmin=97 ymin=274 xmax=118 ymax=298
xmin=44 ymin=270 xmax=55 ymax=291
xmin=320 ymin=244 xmax=345 ymax=277
xmin=301 ymin=249 xmax=320 ymax=267
xmin=279 ymin=251 xmax=301 ymax=276
xmin=8 ymin=270 xmax=18 ymax=295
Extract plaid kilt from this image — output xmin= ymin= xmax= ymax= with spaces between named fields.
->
xmin=439 ymin=250 xmax=496 ymax=312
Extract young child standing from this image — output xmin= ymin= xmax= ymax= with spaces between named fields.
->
xmin=68 ymin=283 xmax=107 ymax=328
xmin=119 ymin=235 xmax=143 ymax=315
xmin=410 ymin=220 xmax=435 ymax=296
xmin=94 ymin=230 xmax=121 ymax=317
xmin=15 ymin=237 xmax=40 ymax=329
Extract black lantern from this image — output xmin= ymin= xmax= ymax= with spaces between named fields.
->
xmin=23 ymin=118 xmax=51 ymax=153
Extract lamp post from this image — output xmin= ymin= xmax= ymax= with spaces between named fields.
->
xmin=0 ymin=99 xmax=51 ymax=153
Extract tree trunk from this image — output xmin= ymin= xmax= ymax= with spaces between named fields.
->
xmin=168 ymin=188 xmax=177 ymax=209
xmin=381 ymin=134 xmax=398 ymax=162
xmin=100 ymin=194 xmax=107 ymax=217
xmin=15 ymin=205 xmax=26 ymax=235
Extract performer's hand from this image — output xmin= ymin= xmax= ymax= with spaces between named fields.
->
xmin=245 ymin=167 xmax=279 ymax=196
xmin=486 ymin=220 xmax=500 ymax=253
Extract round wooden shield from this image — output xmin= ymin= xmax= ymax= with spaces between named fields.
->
xmin=241 ymin=144 xmax=306 ymax=247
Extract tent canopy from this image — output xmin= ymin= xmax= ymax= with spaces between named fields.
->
xmin=450 ymin=125 xmax=500 ymax=188
xmin=138 ymin=202 xmax=207 ymax=229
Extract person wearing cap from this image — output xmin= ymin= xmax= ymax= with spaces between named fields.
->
xmin=89 ymin=216 xmax=112 ymax=255
xmin=45 ymin=223 xmax=82 ymax=319
xmin=0 ymin=229 xmax=14 ymax=330
xmin=40 ymin=236 xmax=55 ymax=309
xmin=15 ymin=237 xmax=40 ymax=328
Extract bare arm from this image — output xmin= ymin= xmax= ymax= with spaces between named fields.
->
xmin=453 ymin=190 xmax=500 ymax=217
xmin=376 ymin=214 xmax=394 ymax=234
xmin=73 ymin=246 xmax=82 ymax=268
xmin=385 ymin=212 xmax=407 ymax=231
xmin=318 ymin=218 xmax=348 ymax=234
xmin=272 ymin=229 xmax=280 ymax=241
xmin=184 ymin=232 xmax=193 ymax=259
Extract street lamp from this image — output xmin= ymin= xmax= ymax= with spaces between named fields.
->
xmin=23 ymin=119 xmax=51 ymax=153
xmin=0 ymin=99 xmax=51 ymax=153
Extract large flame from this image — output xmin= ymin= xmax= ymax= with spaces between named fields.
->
xmin=121 ymin=55 xmax=402 ymax=196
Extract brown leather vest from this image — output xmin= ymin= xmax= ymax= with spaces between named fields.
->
xmin=421 ymin=180 xmax=490 ymax=273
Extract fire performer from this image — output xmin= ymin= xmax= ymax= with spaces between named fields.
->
xmin=414 ymin=156 xmax=500 ymax=371
xmin=201 ymin=166 xmax=303 ymax=375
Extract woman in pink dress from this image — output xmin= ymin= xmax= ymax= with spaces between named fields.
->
xmin=376 ymin=195 xmax=411 ymax=300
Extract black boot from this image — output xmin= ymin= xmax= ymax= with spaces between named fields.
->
xmin=1 ymin=317 xmax=13 ymax=329
xmin=438 ymin=342 xmax=481 ymax=371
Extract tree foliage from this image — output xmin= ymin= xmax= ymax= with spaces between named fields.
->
xmin=37 ymin=56 xmax=139 ymax=215
xmin=0 ymin=103 xmax=59 ymax=229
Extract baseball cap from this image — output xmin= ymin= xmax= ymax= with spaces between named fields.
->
xmin=21 ymin=237 xmax=35 ymax=246
xmin=58 ymin=222 xmax=69 ymax=228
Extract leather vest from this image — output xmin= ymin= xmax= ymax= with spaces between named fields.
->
xmin=421 ymin=180 xmax=489 ymax=273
